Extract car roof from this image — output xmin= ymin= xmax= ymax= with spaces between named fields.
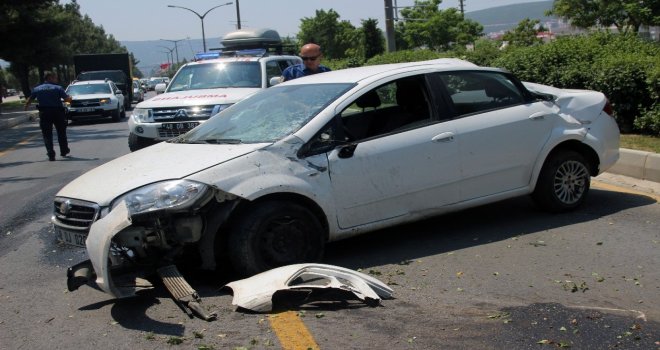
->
xmin=279 ymin=58 xmax=501 ymax=86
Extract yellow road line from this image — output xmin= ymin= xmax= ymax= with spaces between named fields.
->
xmin=269 ymin=311 xmax=320 ymax=350
xmin=591 ymin=179 xmax=660 ymax=202
xmin=0 ymin=134 xmax=38 ymax=157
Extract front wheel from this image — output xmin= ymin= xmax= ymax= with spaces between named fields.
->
xmin=111 ymin=105 xmax=121 ymax=122
xmin=128 ymin=133 xmax=154 ymax=151
xmin=228 ymin=200 xmax=325 ymax=277
xmin=533 ymin=150 xmax=591 ymax=212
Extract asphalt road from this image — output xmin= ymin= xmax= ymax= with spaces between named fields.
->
xmin=0 ymin=107 xmax=658 ymax=349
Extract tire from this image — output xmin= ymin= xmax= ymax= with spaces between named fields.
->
xmin=128 ymin=133 xmax=153 ymax=151
xmin=228 ymin=200 xmax=325 ymax=277
xmin=533 ymin=150 xmax=591 ymax=212
xmin=111 ymin=105 xmax=121 ymax=122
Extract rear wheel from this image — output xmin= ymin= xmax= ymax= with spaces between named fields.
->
xmin=533 ymin=151 xmax=591 ymax=212
xmin=228 ymin=200 xmax=325 ymax=277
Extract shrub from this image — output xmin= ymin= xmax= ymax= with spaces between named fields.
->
xmin=493 ymin=33 xmax=660 ymax=134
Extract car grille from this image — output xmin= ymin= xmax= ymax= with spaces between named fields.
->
xmin=158 ymin=128 xmax=193 ymax=138
xmin=53 ymin=198 xmax=100 ymax=230
xmin=71 ymin=99 xmax=101 ymax=108
xmin=152 ymin=105 xmax=216 ymax=122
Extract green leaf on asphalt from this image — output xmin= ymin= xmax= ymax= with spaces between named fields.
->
xmin=559 ymin=326 xmax=567 ymax=331
xmin=167 ymin=336 xmax=183 ymax=345
xmin=194 ymin=331 xmax=204 ymax=339
xmin=315 ymin=313 xmax=325 ymax=319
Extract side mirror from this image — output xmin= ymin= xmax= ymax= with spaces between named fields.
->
xmin=269 ymin=76 xmax=282 ymax=87
xmin=116 ymin=90 xmax=123 ymax=95
xmin=155 ymin=83 xmax=167 ymax=94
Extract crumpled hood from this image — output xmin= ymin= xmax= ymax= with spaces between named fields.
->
xmin=137 ymin=87 xmax=260 ymax=108
xmin=56 ymin=141 xmax=269 ymax=205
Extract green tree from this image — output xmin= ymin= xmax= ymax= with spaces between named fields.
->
xmin=297 ymin=9 xmax=358 ymax=59
xmin=395 ymin=0 xmax=483 ymax=51
xmin=502 ymin=18 xmax=546 ymax=47
xmin=547 ymin=0 xmax=660 ymax=34
xmin=361 ymin=19 xmax=385 ymax=60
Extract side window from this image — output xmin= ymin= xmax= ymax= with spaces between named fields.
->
xmin=339 ymin=75 xmax=432 ymax=141
xmin=439 ymin=71 xmax=524 ymax=116
xmin=266 ymin=61 xmax=283 ymax=87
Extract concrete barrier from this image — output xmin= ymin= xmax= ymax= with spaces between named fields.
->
xmin=608 ymin=148 xmax=660 ymax=183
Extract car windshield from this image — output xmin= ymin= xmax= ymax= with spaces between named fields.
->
xmin=175 ymin=83 xmax=352 ymax=144
xmin=67 ymin=84 xmax=111 ymax=95
xmin=77 ymin=71 xmax=126 ymax=84
xmin=168 ymin=62 xmax=262 ymax=92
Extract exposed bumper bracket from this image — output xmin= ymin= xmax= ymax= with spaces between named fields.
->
xmin=157 ymin=265 xmax=217 ymax=321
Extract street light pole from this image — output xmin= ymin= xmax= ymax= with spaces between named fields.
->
xmin=167 ymin=2 xmax=233 ymax=52
xmin=157 ymin=45 xmax=175 ymax=66
xmin=235 ymin=0 xmax=241 ymax=29
xmin=160 ymin=39 xmax=184 ymax=65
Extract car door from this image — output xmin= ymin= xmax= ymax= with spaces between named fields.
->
xmin=436 ymin=71 xmax=556 ymax=201
xmin=323 ymin=75 xmax=461 ymax=229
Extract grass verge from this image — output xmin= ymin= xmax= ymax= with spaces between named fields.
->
xmin=620 ymin=134 xmax=660 ymax=154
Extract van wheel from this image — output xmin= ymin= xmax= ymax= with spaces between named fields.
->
xmin=228 ymin=200 xmax=325 ymax=277
xmin=533 ymin=151 xmax=591 ymax=212
xmin=128 ymin=133 xmax=153 ymax=151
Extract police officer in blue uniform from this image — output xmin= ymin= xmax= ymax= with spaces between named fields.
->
xmin=24 ymin=72 xmax=72 ymax=161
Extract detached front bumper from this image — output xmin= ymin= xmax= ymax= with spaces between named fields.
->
xmin=67 ymin=202 xmax=153 ymax=298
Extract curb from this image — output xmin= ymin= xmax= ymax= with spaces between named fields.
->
xmin=608 ymin=148 xmax=660 ymax=183
xmin=0 ymin=111 xmax=38 ymax=130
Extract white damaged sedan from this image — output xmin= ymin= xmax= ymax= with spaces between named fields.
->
xmin=54 ymin=58 xmax=619 ymax=298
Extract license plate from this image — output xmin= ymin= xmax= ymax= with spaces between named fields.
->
xmin=55 ymin=227 xmax=87 ymax=248
xmin=161 ymin=122 xmax=199 ymax=130
xmin=78 ymin=107 xmax=95 ymax=112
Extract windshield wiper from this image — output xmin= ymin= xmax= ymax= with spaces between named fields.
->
xmin=200 ymin=139 xmax=242 ymax=144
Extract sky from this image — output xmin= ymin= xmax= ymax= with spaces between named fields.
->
xmin=66 ymin=0 xmax=539 ymax=42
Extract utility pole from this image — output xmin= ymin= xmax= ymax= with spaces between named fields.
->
xmin=459 ymin=0 xmax=465 ymax=17
xmin=384 ymin=0 xmax=396 ymax=52
xmin=235 ymin=0 xmax=242 ymax=29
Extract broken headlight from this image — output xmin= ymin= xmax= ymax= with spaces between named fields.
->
xmin=112 ymin=180 xmax=209 ymax=215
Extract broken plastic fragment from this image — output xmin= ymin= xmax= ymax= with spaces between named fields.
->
xmin=225 ymin=263 xmax=394 ymax=312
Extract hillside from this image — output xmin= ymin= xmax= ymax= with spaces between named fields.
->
xmin=466 ymin=0 xmax=556 ymax=34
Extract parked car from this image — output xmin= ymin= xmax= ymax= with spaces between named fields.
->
xmin=148 ymin=77 xmax=168 ymax=92
xmin=56 ymin=58 xmax=619 ymax=298
xmin=65 ymin=79 xmax=125 ymax=122
xmin=132 ymin=80 xmax=144 ymax=103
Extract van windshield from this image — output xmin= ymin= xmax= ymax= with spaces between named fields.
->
xmin=168 ymin=62 xmax=262 ymax=92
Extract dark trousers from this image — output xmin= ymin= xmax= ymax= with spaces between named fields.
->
xmin=39 ymin=107 xmax=69 ymax=157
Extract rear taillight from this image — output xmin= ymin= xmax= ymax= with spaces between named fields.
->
xmin=603 ymin=98 xmax=614 ymax=116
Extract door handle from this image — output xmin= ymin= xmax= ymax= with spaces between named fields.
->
xmin=529 ymin=112 xmax=548 ymax=120
xmin=432 ymin=132 xmax=455 ymax=143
